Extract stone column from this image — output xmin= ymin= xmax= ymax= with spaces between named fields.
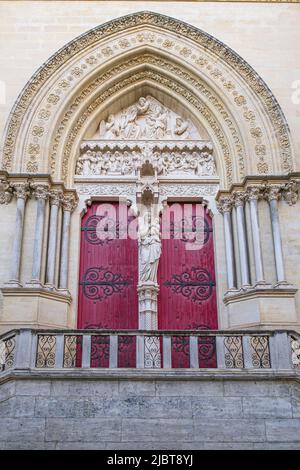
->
xmin=247 ymin=186 xmax=265 ymax=285
xmin=217 ymin=197 xmax=236 ymax=290
xmin=7 ymin=183 xmax=30 ymax=287
xmin=59 ymin=195 xmax=77 ymax=291
xmin=27 ymin=184 xmax=49 ymax=287
xmin=266 ymin=185 xmax=286 ymax=284
xmin=233 ymin=191 xmax=251 ymax=287
xmin=45 ymin=190 xmax=62 ymax=289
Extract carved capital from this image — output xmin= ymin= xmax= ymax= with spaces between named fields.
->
xmin=49 ymin=189 xmax=63 ymax=206
xmin=0 ymin=178 xmax=13 ymax=204
xmin=246 ymin=185 xmax=264 ymax=201
xmin=216 ymin=196 xmax=233 ymax=214
xmin=264 ymin=184 xmax=282 ymax=202
xmin=282 ymin=180 xmax=299 ymax=206
xmin=13 ymin=183 xmax=30 ymax=200
xmin=31 ymin=183 xmax=50 ymax=200
xmin=233 ymin=191 xmax=246 ymax=207
xmin=62 ymin=194 xmax=78 ymax=212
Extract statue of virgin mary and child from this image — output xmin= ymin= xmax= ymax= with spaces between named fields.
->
xmin=139 ymin=214 xmax=161 ymax=284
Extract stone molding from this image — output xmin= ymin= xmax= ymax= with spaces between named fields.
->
xmin=1 ymin=368 xmax=300 ymax=383
xmin=0 ymin=287 xmax=72 ymax=304
xmin=223 ymin=286 xmax=298 ymax=305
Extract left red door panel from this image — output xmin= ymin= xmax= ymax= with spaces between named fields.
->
xmin=77 ymin=201 xmax=138 ymax=331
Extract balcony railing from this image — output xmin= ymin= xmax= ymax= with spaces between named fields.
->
xmin=0 ymin=329 xmax=300 ymax=373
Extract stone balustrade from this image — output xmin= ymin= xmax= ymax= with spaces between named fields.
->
xmin=1 ymin=328 xmax=299 ymax=373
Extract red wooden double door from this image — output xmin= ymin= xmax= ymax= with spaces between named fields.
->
xmin=77 ymin=201 xmax=218 ymax=367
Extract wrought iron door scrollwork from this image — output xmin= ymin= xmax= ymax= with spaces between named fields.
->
xmin=80 ymin=267 xmax=131 ymax=301
xmin=82 ymin=215 xmax=128 ymax=245
xmin=164 ymin=267 xmax=215 ymax=302
xmin=169 ymin=216 xmax=212 ymax=245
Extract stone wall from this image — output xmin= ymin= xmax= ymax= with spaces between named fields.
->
xmin=1 ymin=374 xmax=300 ymax=449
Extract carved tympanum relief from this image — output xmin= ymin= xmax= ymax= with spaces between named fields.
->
xmin=75 ymin=97 xmax=216 ymax=179
xmin=98 ymin=96 xmax=199 ymax=141
xmin=75 ymin=145 xmax=216 ymax=178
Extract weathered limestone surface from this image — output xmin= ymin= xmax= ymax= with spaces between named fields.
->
xmin=1 ymin=375 xmax=300 ymax=449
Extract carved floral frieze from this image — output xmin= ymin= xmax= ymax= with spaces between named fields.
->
xmin=75 ymin=183 xmax=136 ymax=197
xmin=159 ymin=184 xmax=219 ymax=197
xmin=74 ymin=181 xmax=219 ymax=199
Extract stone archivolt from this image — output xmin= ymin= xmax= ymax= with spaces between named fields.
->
xmin=56 ymin=64 xmax=235 ymax=186
xmin=0 ymin=12 xmax=293 ymax=189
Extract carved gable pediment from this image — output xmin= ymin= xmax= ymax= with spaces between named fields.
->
xmin=96 ymin=96 xmax=201 ymax=141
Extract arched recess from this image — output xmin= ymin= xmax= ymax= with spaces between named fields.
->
xmin=0 ymin=11 xmax=294 ymax=189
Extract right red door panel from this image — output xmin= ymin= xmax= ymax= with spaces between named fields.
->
xmin=158 ymin=202 xmax=218 ymax=367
